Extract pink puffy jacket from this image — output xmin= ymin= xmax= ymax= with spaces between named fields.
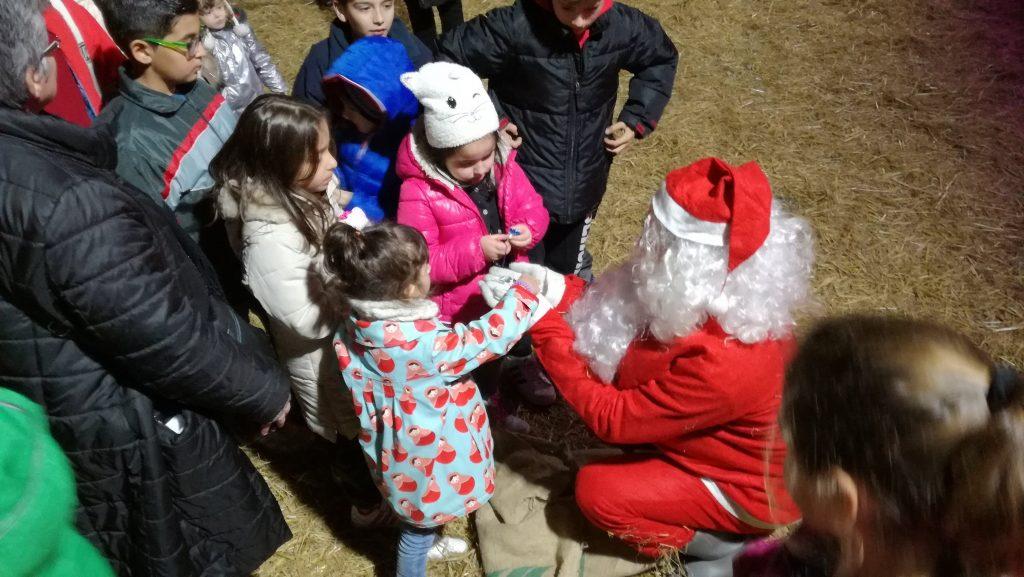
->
xmin=396 ymin=132 xmax=549 ymax=324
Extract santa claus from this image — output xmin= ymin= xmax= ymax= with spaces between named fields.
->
xmin=483 ymin=158 xmax=814 ymax=576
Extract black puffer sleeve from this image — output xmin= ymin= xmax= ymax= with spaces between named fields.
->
xmin=438 ymin=7 xmax=515 ymax=77
xmin=616 ymin=7 xmax=678 ymax=139
xmin=292 ymin=44 xmax=326 ymax=107
xmin=438 ymin=6 xmax=517 ymax=119
xmin=43 ymin=181 xmax=291 ymax=424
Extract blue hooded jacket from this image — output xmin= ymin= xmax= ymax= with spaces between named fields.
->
xmin=323 ymin=37 xmax=420 ymax=222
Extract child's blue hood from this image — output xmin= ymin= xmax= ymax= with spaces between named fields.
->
xmin=323 ymin=36 xmax=420 ymax=123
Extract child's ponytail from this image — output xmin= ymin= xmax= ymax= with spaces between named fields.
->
xmin=320 ymin=221 xmax=429 ymax=318
xmin=943 ymin=366 xmax=1024 ymax=574
xmin=321 ymin=221 xmax=365 ymax=317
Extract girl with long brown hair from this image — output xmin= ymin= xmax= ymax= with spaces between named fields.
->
xmin=211 ymin=93 xmax=384 ymax=526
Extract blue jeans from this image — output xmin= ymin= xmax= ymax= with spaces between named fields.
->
xmin=395 ymin=525 xmax=437 ymax=577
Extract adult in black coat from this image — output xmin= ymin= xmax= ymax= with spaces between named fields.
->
xmin=0 ymin=2 xmax=292 ymax=575
xmin=439 ymin=0 xmax=678 ymax=278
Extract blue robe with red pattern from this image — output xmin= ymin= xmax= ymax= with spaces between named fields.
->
xmin=334 ymin=286 xmax=541 ymax=527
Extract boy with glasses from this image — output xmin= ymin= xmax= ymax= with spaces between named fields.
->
xmin=96 ymin=0 xmax=237 ymax=242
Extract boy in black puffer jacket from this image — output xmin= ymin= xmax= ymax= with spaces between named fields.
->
xmin=440 ymin=0 xmax=677 ymax=280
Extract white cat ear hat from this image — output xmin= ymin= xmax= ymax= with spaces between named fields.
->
xmin=400 ymin=62 xmax=500 ymax=149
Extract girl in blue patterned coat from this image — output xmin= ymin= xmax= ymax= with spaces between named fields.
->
xmin=321 ymin=220 xmax=547 ymax=576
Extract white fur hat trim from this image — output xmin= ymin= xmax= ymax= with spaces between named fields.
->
xmin=651 ymin=181 xmax=727 ymax=245
xmin=401 ymin=62 xmax=499 ymax=149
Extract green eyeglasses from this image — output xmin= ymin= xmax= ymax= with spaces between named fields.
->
xmin=142 ymin=34 xmax=202 ymax=59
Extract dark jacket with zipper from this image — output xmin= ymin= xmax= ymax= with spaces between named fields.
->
xmin=439 ymin=0 xmax=678 ymax=223
xmin=0 ymin=107 xmax=291 ymax=577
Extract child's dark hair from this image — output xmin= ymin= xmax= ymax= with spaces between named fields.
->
xmin=314 ymin=0 xmax=370 ymax=9
xmin=321 ymin=221 xmax=429 ymax=314
xmin=98 ymin=0 xmax=199 ymax=53
xmin=211 ymin=94 xmax=332 ymax=250
xmin=199 ymin=0 xmax=227 ymax=12
xmin=326 ymin=82 xmax=385 ymax=127
xmin=783 ymin=315 xmax=1024 ymax=575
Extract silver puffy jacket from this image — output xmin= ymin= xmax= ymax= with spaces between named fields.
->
xmin=203 ymin=20 xmax=286 ymax=114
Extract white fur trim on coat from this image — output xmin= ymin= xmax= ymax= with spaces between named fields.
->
xmin=348 ymin=298 xmax=439 ymax=322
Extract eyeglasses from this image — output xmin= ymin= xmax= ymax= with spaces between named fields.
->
xmin=41 ymin=39 xmax=61 ymax=60
xmin=142 ymin=35 xmax=202 ymax=59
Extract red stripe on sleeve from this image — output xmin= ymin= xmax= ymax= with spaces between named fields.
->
xmin=160 ymin=94 xmax=225 ymax=200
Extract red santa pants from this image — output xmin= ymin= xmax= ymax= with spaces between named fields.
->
xmin=574 ymin=455 xmax=769 ymax=558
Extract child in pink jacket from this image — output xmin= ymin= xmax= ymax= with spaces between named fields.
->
xmin=396 ymin=62 xmax=548 ymax=324
xmin=396 ymin=62 xmax=553 ymax=420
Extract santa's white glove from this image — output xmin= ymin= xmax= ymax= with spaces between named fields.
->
xmin=478 ymin=280 xmax=502 ymax=308
xmin=508 ymin=262 xmax=566 ymax=307
xmin=482 ymin=266 xmax=519 ymax=301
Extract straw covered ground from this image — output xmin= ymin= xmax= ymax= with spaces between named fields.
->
xmin=237 ymin=0 xmax=1024 ymax=574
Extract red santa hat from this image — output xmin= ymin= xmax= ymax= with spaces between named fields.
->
xmin=650 ymin=157 xmax=773 ymax=271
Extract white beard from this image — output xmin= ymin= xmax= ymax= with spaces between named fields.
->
xmin=567 ymin=207 xmax=814 ymax=383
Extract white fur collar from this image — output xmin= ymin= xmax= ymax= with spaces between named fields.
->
xmin=217 ymin=177 xmax=346 ymax=226
xmin=217 ymin=179 xmax=291 ymax=224
xmin=348 ymin=298 xmax=439 ymax=321
xmin=408 ymin=129 xmax=457 ymax=191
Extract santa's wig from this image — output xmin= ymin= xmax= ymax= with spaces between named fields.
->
xmin=567 ymin=204 xmax=814 ymax=383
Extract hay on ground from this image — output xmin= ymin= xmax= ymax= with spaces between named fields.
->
xmin=236 ymin=0 xmax=1024 ymax=574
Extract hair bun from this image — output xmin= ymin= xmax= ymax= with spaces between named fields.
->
xmin=988 ymin=363 xmax=1022 ymax=412
xmin=944 ymin=401 xmax=1024 ymax=572
xmin=329 ymin=222 xmax=364 ymax=259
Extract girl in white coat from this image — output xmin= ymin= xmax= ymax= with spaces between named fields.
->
xmin=211 ymin=94 xmax=386 ymax=525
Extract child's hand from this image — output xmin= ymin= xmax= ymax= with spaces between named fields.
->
xmin=604 ymin=121 xmax=636 ymax=155
xmin=260 ymin=399 xmax=290 ymax=437
xmin=326 ymin=173 xmax=353 ymax=208
xmin=481 ymin=234 xmax=511 ymax=262
xmin=499 ymin=122 xmax=523 ymax=149
xmin=334 ymin=187 xmax=353 ymax=209
xmin=508 ymin=224 xmax=532 ymax=248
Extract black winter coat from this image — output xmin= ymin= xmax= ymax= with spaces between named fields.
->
xmin=440 ymin=0 xmax=678 ymax=223
xmin=0 ymin=108 xmax=292 ymax=577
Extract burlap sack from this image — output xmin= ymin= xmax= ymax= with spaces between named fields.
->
xmin=475 ymin=438 xmax=656 ymax=577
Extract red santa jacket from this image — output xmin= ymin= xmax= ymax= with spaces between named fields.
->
xmin=43 ymin=0 xmax=123 ymax=127
xmin=530 ymin=275 xmax=801 ymax=528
